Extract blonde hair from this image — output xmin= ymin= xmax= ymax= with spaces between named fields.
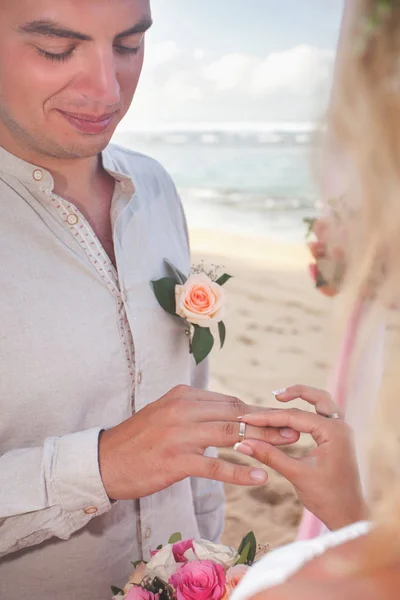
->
xmin=325 ymin=0 xmax=400 ymax=564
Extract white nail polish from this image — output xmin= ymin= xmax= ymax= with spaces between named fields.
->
xmin=272 ymin=388 xmax=286 ymax=396
xmin=233 ymin=443 xmax=241 ymax=452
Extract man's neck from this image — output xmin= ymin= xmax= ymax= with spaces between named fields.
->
xmin=1 ymin=131 xmax=117 ymax=261
xmin=0 ymin=127 xmax=107 ymax=201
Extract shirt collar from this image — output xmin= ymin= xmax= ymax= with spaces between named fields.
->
xmin=0 ymin=143 xmax=136 ymax=196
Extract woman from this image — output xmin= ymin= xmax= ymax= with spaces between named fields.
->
xmin=232 ymin=0 xmax=400 ymax=597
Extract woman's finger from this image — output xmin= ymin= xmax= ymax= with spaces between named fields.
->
xmin=235 ymin=439 xmax=304 ymax=482
xmin=273 ymin=385 xmax=344 ymax=419
xmin=241 ymin=408 xmax=340 ymax=446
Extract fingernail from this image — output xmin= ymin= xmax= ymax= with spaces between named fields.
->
xmin=237 ymin=416 xmax=244 ymax=420
xmin=280 ymin=427 xmax=295 ymax=439
xmin=250 ymin=469 xmax=267 ymax=483
xmin=272 ymin=389 xmax=287 ymax=397
xmin=234 ymin=442 xmax=254 ymax=457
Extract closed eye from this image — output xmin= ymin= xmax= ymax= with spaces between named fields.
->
xmin=114 ymin=45 xmax=141 ymax=56
xmin=36 ymin=43 xmax=141 ymax=63
xmin=37 ymin=47 xmax=75 ymax=62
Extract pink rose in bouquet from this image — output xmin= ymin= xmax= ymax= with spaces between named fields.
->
xmin=125 ymin=587 xmax=160 ymax=600
xmin=169 ymin=560 xmax=226 ymax=600
xmin=172 ymin=539 xmax=194 ymax=563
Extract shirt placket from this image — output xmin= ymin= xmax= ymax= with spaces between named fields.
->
xmin=49 ymin=192 xmax=137 ymax=406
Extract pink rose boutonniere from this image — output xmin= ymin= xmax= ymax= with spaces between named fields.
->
xmin=151 ymin=259 xmax=232 ymax=365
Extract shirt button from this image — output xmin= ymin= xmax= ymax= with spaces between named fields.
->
xmin=137 ymin=371 xmax=143 ymax=385
xmin=67 ymin=214 xmax=79 ymax=226
xmin=33 ymin=169 xmax=43 ymax=181
xmin=84 ymin=506 xmax=98 ymax=515
xmin=145 ymin=527 xmax=151 ymax=539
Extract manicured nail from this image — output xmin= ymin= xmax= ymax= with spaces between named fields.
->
xmin=280 ymin=428 xmax=295 ymax=439
xmin=234 ymin=442 xmax=254 ymax=457
xmin=250 ymin=469 xmax=267 ymax=483
xmin=237 ymin=416 xmax=244 ymax=420
xmin=272 ymin=389 xmax=287 ymax=397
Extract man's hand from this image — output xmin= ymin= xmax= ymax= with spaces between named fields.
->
xmin=98 ymin=385 xmax=300 ymax=500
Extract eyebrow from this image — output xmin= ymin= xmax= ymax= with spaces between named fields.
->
xmin=17 ymin=17 xmax=153 ymax=42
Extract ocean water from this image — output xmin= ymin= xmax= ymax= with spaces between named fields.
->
xmin=113 ymin=124 xmax=320 ymax=243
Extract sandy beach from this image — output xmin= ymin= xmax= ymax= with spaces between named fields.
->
xmin=190 ymin=229 xmax=337 ymax=550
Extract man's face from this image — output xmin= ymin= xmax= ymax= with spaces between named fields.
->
xmin=0 ymin=0 xmax=151 ymax=160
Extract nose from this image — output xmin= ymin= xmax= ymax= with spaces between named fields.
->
xmin=78 ymin=48 xmax=121 ymax=108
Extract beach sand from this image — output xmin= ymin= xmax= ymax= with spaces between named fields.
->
xmin=190 ymin=229 xmax=336 ymax=550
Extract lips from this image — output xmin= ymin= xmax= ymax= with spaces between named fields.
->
xmin=57 ymin=110 xmax=116 ymax=134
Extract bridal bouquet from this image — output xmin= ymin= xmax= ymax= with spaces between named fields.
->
xmin=111 ymin=531 xmax=266 ymax=600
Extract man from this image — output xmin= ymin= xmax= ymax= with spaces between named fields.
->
xmin=0 ymin=2 xmax=298 ymax=598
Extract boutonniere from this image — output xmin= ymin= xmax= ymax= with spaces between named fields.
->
xmin=151 ymin=259 xmax=232 ymax=365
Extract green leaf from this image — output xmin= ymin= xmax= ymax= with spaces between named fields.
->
xmin=218 ymin=321 xmax=226 ymax=349
xmin=303 ymin=217 xmax=316 ymax=239
xmin=111 ymin=586 xmax=124 ymax=596
xmin=315 ymin=268 xmax=328 ymax=289
xmin=131 ymin=560 xmax=145 ymax=568
xmin=156 ymin=544 xmax=163 ymax=551
xmin=151 ymin=277 xmax=177 ymax=316
xmin=168 ymin=532 xmax=182 ymax=544
xmin=164 ymin=258 xmax=188 ymax=284
xmin=192 ymin=326 xmax=214 ymax=365
xmin=215 ymin=273 xmax=232 ymax=286
xmin=235 ymin=541 xmax=251 ymax=565
xmin=236 ymin=531 xmax=257 ymax=565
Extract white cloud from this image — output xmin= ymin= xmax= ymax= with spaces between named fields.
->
xmin=203 ymin=53 xmax=257 ymax=92
xmin=193 ymin=49 xmax=206 ymax=61
xmin=163 ymin=73 xmax=203 ymax=103
xmin=144 ymin=40 xmax=180 ymax=68
xmin=119 ymin=42 xmax=335 ymax=129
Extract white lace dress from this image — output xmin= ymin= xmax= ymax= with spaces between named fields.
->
xmin=231 ymin=521 xmax=370 ymax=600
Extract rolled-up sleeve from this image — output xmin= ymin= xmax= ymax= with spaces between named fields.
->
xmin=0 ymin=427 xmax=111 ymax=557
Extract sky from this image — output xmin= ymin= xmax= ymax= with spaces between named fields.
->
xmin=118 ymin=0 xmax=345 ymax=130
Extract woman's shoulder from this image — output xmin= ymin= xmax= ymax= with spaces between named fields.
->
xmin=231 ymin=521 xmax=370 ymax=600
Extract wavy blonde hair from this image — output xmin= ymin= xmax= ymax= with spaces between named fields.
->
xmin=325 ymin=0 xmax=400 ymax=564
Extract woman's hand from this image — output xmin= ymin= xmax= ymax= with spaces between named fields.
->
xmin=235 ymin=385 xmax=368 ymax=530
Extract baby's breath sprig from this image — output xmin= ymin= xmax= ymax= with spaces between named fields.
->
xmin=190 ymin=260 xmax=225 ymax=283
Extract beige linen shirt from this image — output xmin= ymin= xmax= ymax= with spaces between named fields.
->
xmin=0 ymin=144 xmax=224 ymax=599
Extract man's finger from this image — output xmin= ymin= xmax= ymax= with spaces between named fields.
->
xmin=190 ymin=400 xmax=272 ymax=423
xmin=190 ymin=421 xmax=299 ymax=449
xmin=241 ymin=408 xmax=336 ymax=445
xmin=188 ymin=455 xmax=268 ymax=486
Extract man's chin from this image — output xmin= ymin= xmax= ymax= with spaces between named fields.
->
xmin=48 ymin=131 xmax=115 ymax=160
